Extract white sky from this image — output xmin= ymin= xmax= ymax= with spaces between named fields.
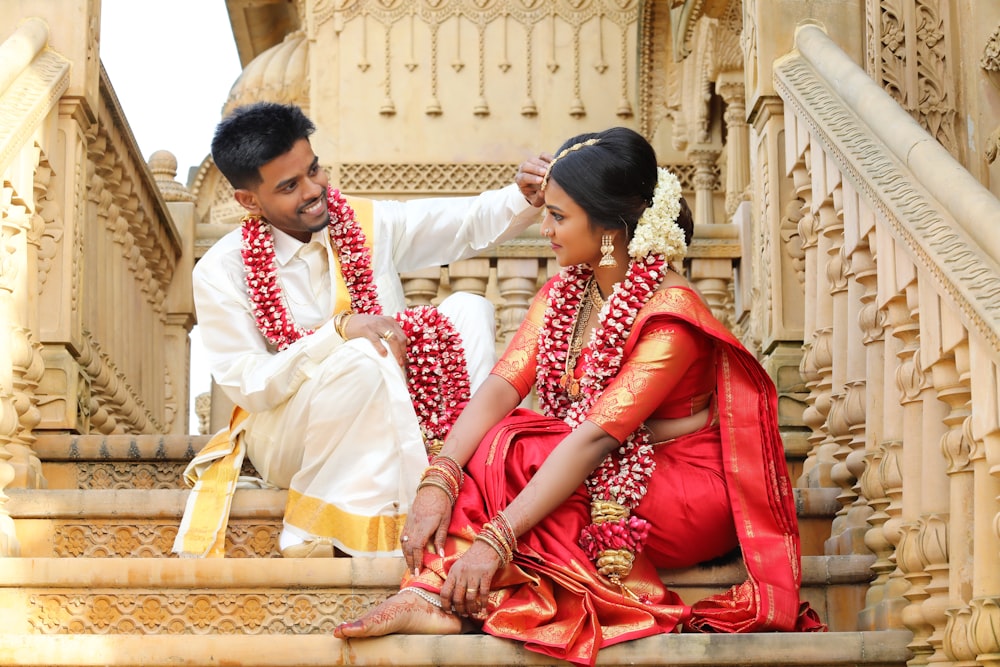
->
xmin=100 ymin=1 xmax=243 ymax=432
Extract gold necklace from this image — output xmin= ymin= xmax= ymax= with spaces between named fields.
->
xmin=559 ymin=277 xmax=605 ymax=400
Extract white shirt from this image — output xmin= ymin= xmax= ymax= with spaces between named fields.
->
xmin=193 ymin=184 xmax=540 ymax=414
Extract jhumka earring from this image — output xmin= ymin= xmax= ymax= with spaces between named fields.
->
xmin=599 ymin=234 xmax=617 ymax=268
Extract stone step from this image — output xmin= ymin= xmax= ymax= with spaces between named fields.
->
xmin=0 ymin=555 xmax=873 ymax=633
xmin=8 ymin=487 xmax=840 ymax=558
xmin=33 ymin=434 xmax=214 ymax=490
xmin=0 ymin=630 xmax=914 ymax=666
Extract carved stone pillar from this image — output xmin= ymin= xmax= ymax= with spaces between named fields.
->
xmin=716 ymin=71 xmax=750 ymax=218
xmin=153 ymin=151 xmax=197 ymax=435
xmin=688 ymin=148 xmax=719 ymax=227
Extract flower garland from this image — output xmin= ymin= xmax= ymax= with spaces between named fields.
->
xmin=240 ymin=187 xmax=470 ymax=453
xmin=535 ymin=166 xmax=682 ymax=590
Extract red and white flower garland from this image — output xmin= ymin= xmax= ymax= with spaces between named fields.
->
xmin=536 ymin=254 xmax=666 ymax=584
xmin=240 ymin=187 xmax=471 ymax=451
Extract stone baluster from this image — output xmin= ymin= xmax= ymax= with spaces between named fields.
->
xmin=0 ymin=149 xmax=45 ymax=488
xmin=0 ymin=191 xmax=23 ymax=556
xmin=828 ymin=186 xmax=874 ymax=555
xmin=818 ymin=172 xmax=858 ymax=551
xmin=910 ymin=290 xmax=953 ymax=666
xmin=854 ymin=222 xmax=891 ymax=627
xmin=932 ymin=327 xmax=973 ymax=665
xmin=401 ymin=267 xmax=442 ymax=306
xmin=796 ymin=152 xmax=836 ymax=489
xmin=446 ymin=259 xmax=490 ymax=298
xmin=888 ymin=274 xmax=939 ymax=664
xmin=858 ymin=225 xmax=911 ymax=630
xmin=967 ymin=337 xmax=1000 ymax=667
xmin=689 ymin=257 xmax=732 ymax=328
xmin=496 ymin=258 xmax=539 ymax=347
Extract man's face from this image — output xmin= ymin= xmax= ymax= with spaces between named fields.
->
xmin=234 ymin=138 xmax=331 ymax=242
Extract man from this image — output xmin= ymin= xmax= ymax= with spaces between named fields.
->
xmin=173 ymin=102 xmax=545 ymax=559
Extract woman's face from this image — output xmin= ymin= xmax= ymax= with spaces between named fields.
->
xmin=540 ymin=179 xmax=605 ymax=267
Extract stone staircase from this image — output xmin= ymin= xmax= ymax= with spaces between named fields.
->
xmin=0 ymin=433 xmax=915 ymax=666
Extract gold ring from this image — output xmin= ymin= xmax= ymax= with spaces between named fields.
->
xmin=466 ymin=587 xmax=476 ymax=593
xmin=381 ymin=330 xmax=394 ymax=341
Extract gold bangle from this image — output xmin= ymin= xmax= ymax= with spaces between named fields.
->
xmin=334 ymin=311 xmax=354 ymax=339
xmin=417 ymin=478 xmax=456 ymax=504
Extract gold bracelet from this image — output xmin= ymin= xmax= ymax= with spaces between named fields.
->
xmin=334 ymin=311 xmax=354 ymax=339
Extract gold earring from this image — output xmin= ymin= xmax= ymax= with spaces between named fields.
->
xmin=599 ymin=234 xmax=617 ymax=268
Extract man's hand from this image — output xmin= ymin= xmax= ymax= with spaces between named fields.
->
xmin=515 ymin=153 xmax=552 ymax=208
xmin=343 ymin=314 xmax=408 ymax=367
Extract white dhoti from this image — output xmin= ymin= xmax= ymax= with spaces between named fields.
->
xmin=245 ymin=293 xmax=496 ymax=557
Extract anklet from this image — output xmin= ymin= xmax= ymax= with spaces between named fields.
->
xmin=401 ymin=586 xmax=443 ymax=609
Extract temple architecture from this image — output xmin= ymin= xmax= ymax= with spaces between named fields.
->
xmin=1 ymin=0 xmax=999 ymax=665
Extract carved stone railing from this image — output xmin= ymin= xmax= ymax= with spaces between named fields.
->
xmin=0 ymin=17 xmax=194 ymax=554
xmin=774 ymin=23 xmax=1000 ymax=666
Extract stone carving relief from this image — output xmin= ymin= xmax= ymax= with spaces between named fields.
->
xmin=866 ymin=0 xmax=958 ymax=156
xmin=981 ymin=25 xmax=1000 ymax=164
xmin=53 ymin=521 xmax=279 ymax=559
xmin=339 ymin=162 xmax=518 ymax=193
xmin=312 ymin=0 xmax=639 ymax=119
xmin=28 ymin=589 xmax=385 ymax=634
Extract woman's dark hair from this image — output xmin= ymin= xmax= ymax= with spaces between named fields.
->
xmin=211 ymin=102 xmax=316 ymax=190
xmin=547 ymin=127 xmax=694 ymax=246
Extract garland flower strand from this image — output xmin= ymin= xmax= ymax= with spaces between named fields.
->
xmin=535 ymin=167 xmax=684 ymax=591
xmin=240 ymin=188 xmax=470 ymax=455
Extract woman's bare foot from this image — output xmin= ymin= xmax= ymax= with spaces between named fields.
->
xmin=333 ymin=589 xmax=463 ymax=638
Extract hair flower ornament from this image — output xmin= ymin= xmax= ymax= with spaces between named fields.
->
xmin=627 ymin=167 xmax=685 ymax=263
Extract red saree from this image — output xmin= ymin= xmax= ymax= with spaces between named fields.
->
xmin=407 ymin=287 xmax=825 ymax=666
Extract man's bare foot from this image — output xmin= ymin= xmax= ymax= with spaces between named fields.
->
xmin=333 ymin=589 xmax=463 ymax=638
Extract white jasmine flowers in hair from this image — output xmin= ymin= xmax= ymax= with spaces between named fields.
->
xmin=627 ymin=167 xmax=685 ymax=263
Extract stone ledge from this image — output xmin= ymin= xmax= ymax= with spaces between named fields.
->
xmin=7 ymin=488 xmax=285 ymax=518
xmin=0 ymin=558 xmax=870 ymax=634
xmin=0 ymin=630 xmax=914 ymax=666
xmin=0 ymin=556 xmax=874 ymax=589
xmin=8 ymin=487 xmax=841 ymax=518
xmin=32 ymin=434 xmax=212 ymax=460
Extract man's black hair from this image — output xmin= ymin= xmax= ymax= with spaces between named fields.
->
xmin=211 ymin=102 xmax=316 ymax=190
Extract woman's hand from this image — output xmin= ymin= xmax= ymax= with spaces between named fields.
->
xmin=400 ymin=485 xmax=452 ymax=576
xmin=440 ymin=539 xmax=502 ymax=618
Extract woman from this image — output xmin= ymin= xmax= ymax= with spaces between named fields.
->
xmin=334 ymin=128 xmax=825 ymax=665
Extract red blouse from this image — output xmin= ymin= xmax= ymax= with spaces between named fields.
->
xmin=491 ymin=280 xmax=716 ymax=442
